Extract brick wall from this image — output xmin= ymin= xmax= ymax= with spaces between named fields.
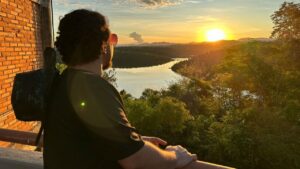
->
xmin=0 ymin=0 xmax=52 ymax=147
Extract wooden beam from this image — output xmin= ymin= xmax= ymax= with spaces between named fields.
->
xmin=0 ymin=128 xmax=41 ymax=146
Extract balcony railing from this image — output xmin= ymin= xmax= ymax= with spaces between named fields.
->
xmin=0 ymin=128 xmax=43 ymax=169
xmin=0 ymin=128 xmax=40 ymax=146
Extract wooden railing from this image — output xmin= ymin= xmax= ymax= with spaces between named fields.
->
xmin=0 ymin=128 xmax=43 ymax=169
xmin=0 ymin=128 xmax=40 ymax=146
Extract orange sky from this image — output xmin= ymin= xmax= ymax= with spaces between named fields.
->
xmin=53 ymin=0 xmax=294 ymax=44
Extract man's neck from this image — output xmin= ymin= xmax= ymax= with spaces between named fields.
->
xmin=71 ymin=58 xmax=103 ymax=76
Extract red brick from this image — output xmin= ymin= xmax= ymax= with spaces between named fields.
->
xmin=9 ymin=72 xmax=16 ymax=77
xmin=14 ymin=47 xmax=21 ymax=51
xmin=1 ymin=84 xmax=10 ymax=91
xmin=0 ymin=75 xmax=8 ymax=81
xmin=0 ymin=107 xmax=7 ymax=113
xmin=1 ymin=0 xmax=9 ymax=4
xmin=3 ymin=60 xmax=11 ymax=65
xmin=9 ymin=2 xmax=17 ymax=7
xmin=15 ymin=8 xmax=22 ymax=13
xmin=7 ymin=64 xmax=15 ymax=69
xmin=4 ymin=69 xmax=12 ymax=75
xmin=0 ymin=43 xmax=10 ymax=47
xmin=5 ymin=84 xmax=12 ymax=90
xmin=4 ymin=37 xmax=14 ymax=42
xmin=11 ymin=19 xmax=19 ymax=24
xmin=7 ymin=14 xmax=15 ymax=19
xmin=0 ymin=12 xmax=7 ymax=17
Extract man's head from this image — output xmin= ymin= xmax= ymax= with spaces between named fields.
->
xmin=55 ymin=9 xmax=112 ymax=69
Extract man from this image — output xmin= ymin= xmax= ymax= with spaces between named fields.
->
xmin=44 ymin=9 xmax=233 ymax=169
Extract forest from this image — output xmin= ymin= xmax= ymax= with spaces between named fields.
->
xmin=109 ymin=2 xmax=300 ymax=169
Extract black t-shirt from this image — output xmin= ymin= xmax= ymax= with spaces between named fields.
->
xmin=44 ymin=68 xmax=144 ymax=169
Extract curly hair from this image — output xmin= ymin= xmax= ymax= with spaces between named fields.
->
xmin=55 ymin=9 xmax=110 ymax=66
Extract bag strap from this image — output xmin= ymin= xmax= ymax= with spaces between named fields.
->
xmin=34 ymin=47 xmax=57 ymax=151
xmin=34 ymin=70 xmax=56 ymax=151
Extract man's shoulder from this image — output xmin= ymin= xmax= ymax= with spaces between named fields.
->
xmin=63 ymin=68 xmax=123 ymax=111
xmin=68 ymin=68 xmax=116 ymax=91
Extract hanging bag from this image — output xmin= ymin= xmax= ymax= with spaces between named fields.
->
xmin=11 ymin=47 xmax=58 ymax=148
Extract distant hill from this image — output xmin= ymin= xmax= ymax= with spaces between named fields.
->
xmin=117 ymin=42 xmax=176 ymax=47
xmin=113 ymin=41 xmax=239 ymax=68
xmin=238 ymin=37 xmax=274 ymax=42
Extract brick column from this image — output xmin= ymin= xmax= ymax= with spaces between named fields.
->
xmin=0 ymin=0 xmax=52 ymax=147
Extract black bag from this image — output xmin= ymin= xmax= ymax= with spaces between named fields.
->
xmin=11 ymin=69 xmax=57 ymax=121
xmin=11 ymin=47 xmax=57 ymax=122
xmin=11 ymin=47 xmax=58 ymax=149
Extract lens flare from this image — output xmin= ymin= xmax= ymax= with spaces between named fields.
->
xmin=80 ymin=101 xmax=86 ymax=107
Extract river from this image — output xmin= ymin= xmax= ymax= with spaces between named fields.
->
xmin=109 ymin=58 xmax=188 ymax=98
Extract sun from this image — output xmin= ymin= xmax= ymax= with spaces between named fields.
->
xmin=206 ymin=29 xmax=226 ymax=42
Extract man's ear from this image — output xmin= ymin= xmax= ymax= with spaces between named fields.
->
xmin=101 ymin=44 xmax=106 ymax=55
xmin=101 ymin=44 xmax=113 ymax=70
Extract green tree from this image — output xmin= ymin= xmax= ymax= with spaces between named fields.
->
xmin=163 ymin=79 xmax=212 ymax=116
xmin=123 ymin=91 xmax=193 ymax=142
xmin=271 ymin=2 xmax=300 ymax=40
xmin=271 ymin=2 xmax=300 ymax=66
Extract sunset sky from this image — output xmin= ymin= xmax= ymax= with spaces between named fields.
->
xmin=53 ymin=0 xmax=297 ymax=44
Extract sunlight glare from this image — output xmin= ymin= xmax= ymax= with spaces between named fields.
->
xmin=206 ymin=29 xmax=226 ymax=42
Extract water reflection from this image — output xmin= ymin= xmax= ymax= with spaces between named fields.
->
xmin=111 ymin=58 xmax=188 ymax=98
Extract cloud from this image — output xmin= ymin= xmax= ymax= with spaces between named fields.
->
xmin=138 ymin=0 xmax=181 ymax=6
xmin=186 ymin=0 xmax=201 ymax=4
xmin=186 ymin=0 xmax=214 ymax=4
xmin=114 ymin=0 xmax=183 ymax=9
xmin=129 ymin=32 xmax=144 ymax=43
xmin=185 ymin=15 xmax=218 ymax=24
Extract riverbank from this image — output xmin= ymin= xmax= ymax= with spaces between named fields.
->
xmin=113 ymin=58 xmax=188 ymax=98
xmin=171 ymin=49 xmax=226 ymax=79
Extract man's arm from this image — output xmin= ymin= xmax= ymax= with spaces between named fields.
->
xmin=119 ymin=141 xmax=235 ymax=169
xmin=119 ymin=141 xmax=177 ymax=169
xmin=119 ymin=141 xmax=197 ymax=169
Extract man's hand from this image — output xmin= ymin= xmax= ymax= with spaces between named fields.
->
xmin=166 ymin=145 xmax=197 ymax=169
xmin=141 ymin=136 xmax=167 ymax=147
